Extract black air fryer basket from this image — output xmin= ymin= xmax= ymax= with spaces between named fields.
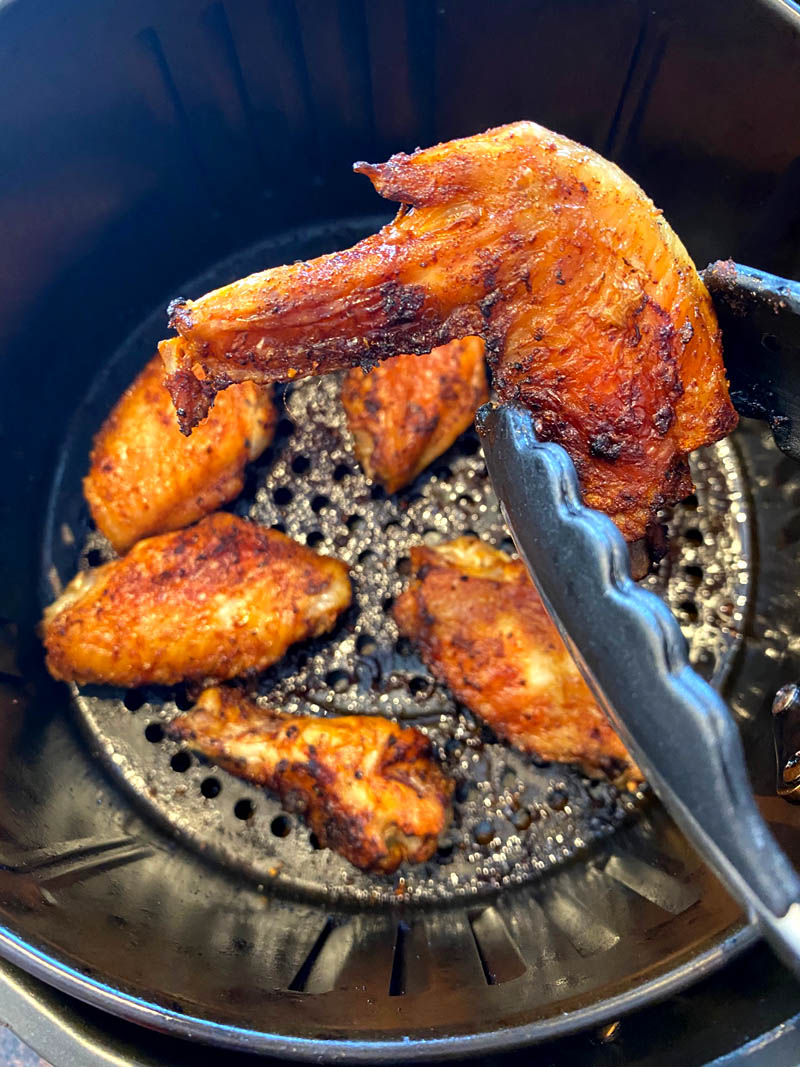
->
xmin=2 ymin=0 xmax=800 ymax=1062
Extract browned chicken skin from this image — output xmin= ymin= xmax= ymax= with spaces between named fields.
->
xmin=341 ymin=337 xmax=488 ymax=494
xmin=168 ymin=686 xmax=453 ymax=873
xmin=84 ymin=347 xmax=276 ymax=553
xmin=42 ymin=514 xmax=351 ymax=687
xmin=393 ymin=537 xmax=636 ymax=779
xmin=160 ymin=120 xmax=736 ymax=541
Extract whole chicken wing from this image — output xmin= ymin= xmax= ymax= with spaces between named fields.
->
xmin=168 ymin=686 xmax=453 ymax=873
xmin=43 ymin=514 xmax=351 ymax=687
xmin=393 ymin=537 xmax=636 ymax=780
xmin=160 ymin=120 xmax=736 ymax=541
xmin=85 ymin=347 xmax=276 ymax=553
xmin=341 ymin=336 xmax=488 ymax=493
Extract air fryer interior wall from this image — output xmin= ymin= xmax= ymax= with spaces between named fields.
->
xmin=1 ymin=0 xmax=800 ymax=1059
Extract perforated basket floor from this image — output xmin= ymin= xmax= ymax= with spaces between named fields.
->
xmin=42 ymin=219 xmax=752 ymax=909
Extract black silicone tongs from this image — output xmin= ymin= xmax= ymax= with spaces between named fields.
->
xmin=478 ymin=261 xmax=800 ymax=974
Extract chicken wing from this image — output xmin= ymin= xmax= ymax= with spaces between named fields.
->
xmin=393 ymin=537 xmax=635 ymax=779
xmin=341 ymin=337 xmax=488 ymax=494
xmin=160 ymin=120 xmax=736 ymax=541
xmin=42 ymin=514 xmax=351 ymax=687
xmin=84 ymin=347 xmax=276 ymax=553
xmin=168 ymin=686 xmax=453 ymax=873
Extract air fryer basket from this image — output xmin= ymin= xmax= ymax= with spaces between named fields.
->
xmin=2 ymin=0 xmax=800 ymax=1059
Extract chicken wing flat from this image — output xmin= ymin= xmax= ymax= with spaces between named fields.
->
xmin=341 ymin=337 xmax=488 ymax=493
xmin=84 ymin=347 xmax=277 ymax=553
xmin=160 ymin=120 xmax=736 ymax=541
xmin=43 ymin=514 xmax=351 ymax=687
xmin=393 ymin=537 xmax=635 ymax=779
xmin=168 ymin=686 xmax=453 ymax=873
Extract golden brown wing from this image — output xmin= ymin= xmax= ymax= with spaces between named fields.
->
xmin=42 ymin=514 xmax=351 ymax=687
xmin=393 ymin=537 xmax=636 ymax=780
xmin=341 ymin=337 xmax=488 ymax=494
xmin=84 ymin=347 xmax=276 ymax=554
xmin=160 ymin=120 xmax=735 ymax=541
xmin=168 ymin=686 xmax=453 ymax=873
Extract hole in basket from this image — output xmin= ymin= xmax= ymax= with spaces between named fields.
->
xmin=271 ymin=522 xmax=287 ymax=534
xmin=357 ymin=634 xmax=377 ymax=655
xmin=325 ymin=669 xmax=351 ymax=692
xmin=201 ymin=777 xmax=221 ymax=799
xmin=276 ymin=418 xmax=294 ymax=440
xmin=347 ymin=515 xmax=365 ymax=532
xmin=273 ymin=486 xmax=293 ymax=507
xmin=358 ymin=549 xmax=376 ymax=565
xmin=309 ymin=832 xmax=322 ymax=849
xmin=124 ymin=689 xmax=145 ymax=711
xmin=409 ymin=675 xmax=431 ymax=696
xmin=683 ymin=493 xmax=699 ymax=510
xmin=234 ymin=799 xmax=255 ymax=821
xmin=684 ymin=527 xmax=703 ymax=546
xmin=311 ymin=494 xmax=330 ymax=514
xmin=86 ymin=549 xmax=104 ymax=567
xmin=395 ymin=636 xmax=414 ymax=656
xmin=306 ymin=530 xmax=325 ymax=548
xmin=370 ymin=484 xmax=386 ymax=500
xmin=144 ymin=722 xmax=164 ymax=743
xmin=291 ymin=454 xmax=310 ymax=474
xmin=684 ymin=564 xmax=704 ymax=587
xmin=396 ymin=555 xmax=412 ymax=576
xmin=383 ymin=595 xmax=395 ymax=612
xmin=174 ymin=685 xmax=195 ymax=712
xmin=678 ymin=599 xmax=699 ymax=623
xmin=271 ymin=814 xmax=292 ymax=837
xmin=389 ymin=921 xmax=409 ymax=997
xmin=170 ymin=751 xmax=192 ymax=773
xmin=333 ymin=463 xmax=351 ymax=482
xmin=762 ymin=333 xmax=780 ymax=353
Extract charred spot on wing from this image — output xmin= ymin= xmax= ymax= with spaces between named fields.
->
xmin=379 ymin=281 xmax=426 ymax=325
xmin=653 ymin=405 xmax=676 ymax=435
xmin=589 ymin=432 xmax=623 ymax=461
xmin=167 ymin=297 xmax=192 ymax=331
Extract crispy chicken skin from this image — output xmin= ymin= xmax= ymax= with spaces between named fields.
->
xmin=393 ymin=537 xmax=635 ymax=779
xmin=160 ymin=120 xmax=736 ymax=540
xmin=84 ymin=348 xmax=277 ymax=553
xmin=168 ymin=686 xmax=453 ymax=872
xmin=42 ymin=514 xmax=351 ymax=687
xmin=341 ymin=337 xmax=488 ymax=493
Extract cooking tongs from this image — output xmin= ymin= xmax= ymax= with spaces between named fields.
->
xmin=478 ymin=261 xmax=800 ymax=974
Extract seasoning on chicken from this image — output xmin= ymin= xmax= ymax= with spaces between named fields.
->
xmin=42 ymin=514 xmax=350 ymax=688
xmin=84 ymin=347 xmax=276 ymax=554
xmin=159 ymin=120 xmax=736 ymax=542
xmin=393 ymin=537 xmax=636 ymax=780
xmin=341 ymin=337 xmax=488 ymax=494
xmin=168 ymin=686 xmax=453 ymax=873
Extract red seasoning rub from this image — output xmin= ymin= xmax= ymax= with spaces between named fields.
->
xmin=394 ymin=537 xmax=638 ymax=781
xmin=169 ymin=686 xmax=453 ymax=873
xmin=84 ymin=347 xmax=276 ymax=553
xmin=42 ymin=514 xmax=351 ymax=688
xmin=159 ymin=119 xmax=735 ymax=542
xmin=341 ymin=337 xmax=488 ymax=494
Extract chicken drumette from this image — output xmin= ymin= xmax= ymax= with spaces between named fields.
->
xmin=85 ymin=347 xmax=276 ymax=553
xmin=393 ymin=537 xmax=637 ymax=780
xmin=43 ymin=514 xmax=351 ymax=687
xmin=168 ymin=686 xmax=453 ymax=873
xmin=341 ymin=337 xmax=488 ymax=494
